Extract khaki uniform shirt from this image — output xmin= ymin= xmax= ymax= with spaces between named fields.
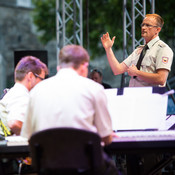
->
xmin=123 ymin=36 xmax=174 ymax=87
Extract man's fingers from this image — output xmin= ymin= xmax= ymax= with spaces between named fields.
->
xmin=112 ymin=36 xmax=116 ymax=42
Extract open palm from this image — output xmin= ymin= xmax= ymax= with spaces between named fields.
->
xmin=101 ymin=32 xmax=116 ymax=49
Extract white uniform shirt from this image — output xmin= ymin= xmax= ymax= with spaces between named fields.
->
xmin=123 ymin=36 xmax=174 ymax=87
xmin=21 ymin=68 xmax=113 ymax=139
xmin=0 ymin=83 xmax=29 ymax=122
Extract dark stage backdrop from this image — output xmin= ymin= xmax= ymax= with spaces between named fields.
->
xmin=14 ymin=50 xmax=48 ymax=68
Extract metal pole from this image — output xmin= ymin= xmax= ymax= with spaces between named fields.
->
xmin=79 ymin=0 xmax=83 ymax=46
xmin=143 ymin=0 xmax=146 ymax=16
xmin=73 ymin=0 xmax=76 ymax=44
xmin=151 ymin=0 xmax=155 ymax=13
xmin=123 ymin=0 xmax=127 ymax=60
xmin=62 ymin=0 xmax=65 ymax=46
xmin=56 ymin=0 xmax=59 ymax=64
xmin=85 ymin=0 xmax=89 ymax=50
xmin=121 ymin=0 xmax=127 ymax=88
xmin=132 ymin=0 xmax=135 ymax=51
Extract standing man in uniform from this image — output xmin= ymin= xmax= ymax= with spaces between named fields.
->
xmin=101 ymin=13 xmax=173 ymax=87
xmin=101 ymin=13 xmax=174 ymax=174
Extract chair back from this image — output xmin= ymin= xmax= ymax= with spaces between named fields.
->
xmin=29 ymin=127 xmax=105 ymax=174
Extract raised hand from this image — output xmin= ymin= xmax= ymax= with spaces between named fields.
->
xmin=101 ymin=32 xmax=116 ymax=50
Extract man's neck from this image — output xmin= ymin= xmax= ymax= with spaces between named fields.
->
xmin=145 ymin=34 xmax=159 ymax=44
xmin=15 ymin=81 xmax=29 ymax=91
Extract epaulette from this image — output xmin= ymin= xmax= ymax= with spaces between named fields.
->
xmin=158 ymin=42 xmax=166 ymax=48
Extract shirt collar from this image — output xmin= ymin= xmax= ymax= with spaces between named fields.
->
xmin=56 ymin=68 xmax=79 ymax=76
xmin=14 ymin=82 xmax=29 ymax=92
xmin=147 ymin=36 xmax=160 ymax=49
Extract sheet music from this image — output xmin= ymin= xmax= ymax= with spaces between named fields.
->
xmin=5 ymin=136 xmax=28 ymax=146
xmin=105 ymin=88 xmax=168 ymax=131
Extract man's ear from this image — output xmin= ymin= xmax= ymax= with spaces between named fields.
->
xmin=26 ymin=72 xmax=34 ymax=81
xmin=76 ymin=64 xmax=83 ymax=76
xmin=78 ymin=62 xmax=88 ymax=77
xmin=157 ymin=27 xmax=161 ymax=33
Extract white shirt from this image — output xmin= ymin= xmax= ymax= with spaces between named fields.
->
xmin=0 ymin=83 xmax=29 ymax=122
xmin=21 ymin=68 xmax=113 ymax=139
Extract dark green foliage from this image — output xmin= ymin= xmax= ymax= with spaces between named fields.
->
xmin=32 ymin=0 xmax=56 ymax=44
xmin=31 ymin=0 xmax=175 ymax=63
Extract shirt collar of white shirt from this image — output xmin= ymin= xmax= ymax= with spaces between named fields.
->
xmin=13 ymin=82 xmax=29 ymax=93
xmin=56 ymin=68 xmax=79 ymax=76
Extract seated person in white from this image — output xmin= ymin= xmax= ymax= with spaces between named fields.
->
xmin=0 ymin=56 xmax=48 ymax=135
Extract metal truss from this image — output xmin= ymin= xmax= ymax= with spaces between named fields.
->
xmin=56 ymin=0 xmax=155 ymax=87
xmin=56 ymin=0 xmax=83 ymax=58
xmin=122 ymin=0 xmax=155 ymax=87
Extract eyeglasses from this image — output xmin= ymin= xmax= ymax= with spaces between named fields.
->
xmin=34 ymin=73 xmax=44 ymax=80
xmin=141 ymin=23 xmax=158 ymax=28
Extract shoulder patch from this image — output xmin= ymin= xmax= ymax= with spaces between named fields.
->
xmin=162 ymin=56 xmax=169 ymax=64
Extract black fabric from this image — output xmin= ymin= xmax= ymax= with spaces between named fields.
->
xmin=136 ymin=45 xmax=148 ymax=70
xmin=102 ymin=82 xmax=112 ymax=89
xmin=134 ymin=45 xmax=148 ymax=79
xmin=152 ymin=86 xmax=166 ymax=94
xmin=29 ymin=127 xmax=120 ymax=175
xmin=103 ymin=152 xmax=120 ymax=175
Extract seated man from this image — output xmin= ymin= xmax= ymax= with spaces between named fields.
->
xmin=21 ymin=45 xmax=119 ymax=175
xmin=0 ymin=56 xmax=48 ymax=136
xmin=90 ymin=68 xmax=112 ymax=89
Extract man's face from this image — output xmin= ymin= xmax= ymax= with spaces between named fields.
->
xmin=30 ymin=70 xmax=45 ymax=91
xmin=141 ymin=16 xmax=160 ymax=43
xmin=91 ymin=72 xmax=102 ymax=84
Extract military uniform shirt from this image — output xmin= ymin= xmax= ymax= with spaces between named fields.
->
xmin=123 ymin=36 xmax=173 ymax=87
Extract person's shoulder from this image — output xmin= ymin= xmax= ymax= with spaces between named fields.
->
xmin=2 ymin=84 xmax=28 ymax=100
xmin=157 ymin=40 xmax=171 ymax=49
xmin=102 ymin=82 xmax=112 ymax=89
xmin=30 ymin=76 xmax=56 ymax=94
xmin=81 ymin=76 xmax=104 ymax=90
xmin=157 ymin=40 xmax=173 ymax=55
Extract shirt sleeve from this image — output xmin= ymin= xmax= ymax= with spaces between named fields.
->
xmin=156 ymin=45 xmax=174 ymax=71
xmin=7 ymin=94 xmax=29 ymax=122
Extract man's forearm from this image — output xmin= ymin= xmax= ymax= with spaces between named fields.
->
xmin=136 ymin=69 xmax=169 ymax=86
xmin=105 ymin=48 xmax=126 ymax=75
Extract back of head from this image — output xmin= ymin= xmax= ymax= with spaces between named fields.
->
xmin=58 ymin=45 xmax=89 ymax=69
xmin=146 ymin=14 xmax=164 ymax=28
xmin=15 ymin=56 xmax=48 ymax=82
